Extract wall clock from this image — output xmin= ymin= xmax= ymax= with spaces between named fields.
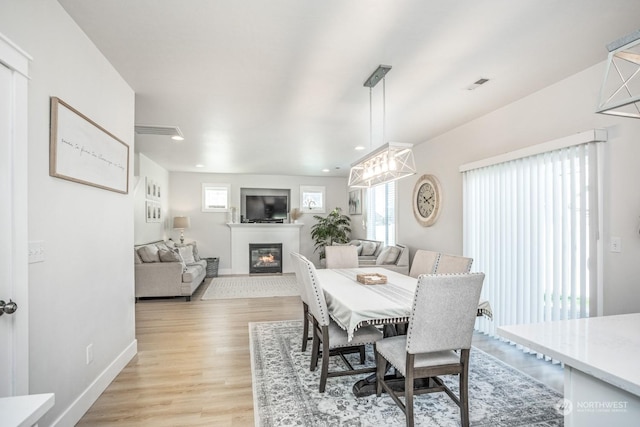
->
xmin=412 ymin=174 xmax=441 ymax=227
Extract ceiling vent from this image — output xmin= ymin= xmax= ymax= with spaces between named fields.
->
xmin=466 ymin=78 xmax=490 ymax=90
xmin=134 ymin=124 xmax=184 ymax=139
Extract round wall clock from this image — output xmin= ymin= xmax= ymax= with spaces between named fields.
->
xmin=412 ymin=174 xmax=442 ymax=227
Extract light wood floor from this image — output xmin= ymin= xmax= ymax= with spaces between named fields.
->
xmin=78 ymin=279 xmax=563 ymax=426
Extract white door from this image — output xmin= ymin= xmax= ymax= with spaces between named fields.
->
xmin=0 ymin=33 xmax=31 ymax=397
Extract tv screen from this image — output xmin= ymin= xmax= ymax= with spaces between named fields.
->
xmin=245 ymin=195 xmax=288 ymax=220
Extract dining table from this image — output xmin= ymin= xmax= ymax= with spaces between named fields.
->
xmin=315 ymin=267 xmax=492 ymax=396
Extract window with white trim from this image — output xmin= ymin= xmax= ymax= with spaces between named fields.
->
xmin=366 ymin=181 xmax=396 ymax=246
xmin=202 ymin=183 xmax=230 ymax=212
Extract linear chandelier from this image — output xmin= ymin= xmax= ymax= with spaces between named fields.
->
xmin=348 ymin=65 xmax=416 ymax=188
xmin=596 ymin=29 xmax=640 ymax=118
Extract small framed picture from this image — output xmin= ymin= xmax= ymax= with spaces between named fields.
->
xmin=348 ymin=189 xmax=362 ymax=215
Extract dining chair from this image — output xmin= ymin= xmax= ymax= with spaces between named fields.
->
xmin=408 ymin=250 xmax=440 ymax=278
xmin=434 ymin=253 xmax=473 ymax=274
xmin=290 ymin=252 xmax=313 ymax=352
xmin=324 ymin=245 xmax=359 ymax=269
xmin=375 ymin=273 xmax=485 ymax=427
xmin=296 ymin=255 xmax=383 ymax=392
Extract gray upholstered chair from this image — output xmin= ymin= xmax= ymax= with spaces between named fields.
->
xmin=290 ymin=252 xmax=313 ymax=352
xmin=295 ymin=255 xmax=383 ymax=392
xmin=434 ymin=253 xmax=473 ymax=274
xmin=375 ymin=273 xmax=485 ymax=427
xmin=324 ymin=245 xmax=359 ymax=269
xmin=408 ymin=250 xmax=440 ymax=278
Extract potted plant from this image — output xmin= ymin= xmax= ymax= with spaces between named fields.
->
xmin=310 ymin=207 xmax=351 ymax=259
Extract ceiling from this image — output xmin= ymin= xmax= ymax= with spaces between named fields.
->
xmin=58 ymin=0 xmax=640 ymax=177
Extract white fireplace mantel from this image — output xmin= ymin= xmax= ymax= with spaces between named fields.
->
xmin=227 ymin=223 xmax=303 ymax=274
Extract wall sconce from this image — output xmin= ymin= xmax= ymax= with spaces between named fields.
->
xmin=173 ymin=216 xmax=190 ymax=244
xmin=596 ymin=29 xmax=640 ymax=118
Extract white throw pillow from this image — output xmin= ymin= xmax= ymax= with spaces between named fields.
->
xmin=361 ymin=241 xmax=377 ymax=256
xmin=376 ymin=246 xmax=400 ymax=265
xmin=178 ymin=245 xmax=196 ymax=264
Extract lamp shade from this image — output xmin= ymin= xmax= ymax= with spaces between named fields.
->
xmin=173 ymin=216 xmax=190 ymax=229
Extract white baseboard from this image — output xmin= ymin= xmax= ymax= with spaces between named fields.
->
xmin=51 ymin=339 xmax=137 ymax=427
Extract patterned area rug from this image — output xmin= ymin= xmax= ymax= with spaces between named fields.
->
xmin=201 ymin=274 xmax=299 ymax=300
xmin=250 ymin=320 xmax=564 ymax=427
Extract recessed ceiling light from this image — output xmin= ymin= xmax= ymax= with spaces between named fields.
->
xmin=195 ymin=164 xmax=204 ymax=168
xmin=322 ymin=168 xmax=330 ymax=173
xmin=171 ymin=135 xmax=184 ymax=141
xmin=355 ymin=145 xmax=366 ymax=151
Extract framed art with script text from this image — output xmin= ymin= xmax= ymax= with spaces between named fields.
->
xmin=50 ymin=97 xmax=129 ymax=194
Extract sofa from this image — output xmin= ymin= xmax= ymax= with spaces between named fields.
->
xmin=134 ymin=240 xmax=207 ymax=301
xmin=341 ymin=239 xmax=410 ymax=275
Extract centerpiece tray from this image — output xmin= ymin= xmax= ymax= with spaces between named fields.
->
xmin=356 ymin=273 xmax=387 ymax=285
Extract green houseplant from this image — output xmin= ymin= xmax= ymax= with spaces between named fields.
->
xmin=310 ymin=207 xmax=352 ymax=259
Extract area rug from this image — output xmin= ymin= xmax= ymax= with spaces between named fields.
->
xmin=250 ymin=320 xmax=564 ymax=426
xmin=201 ymin=274 xmax=299 ymax=300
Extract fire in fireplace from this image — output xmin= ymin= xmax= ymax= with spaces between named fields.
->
xmin=249 ymin=243 xmax=283 ymax=274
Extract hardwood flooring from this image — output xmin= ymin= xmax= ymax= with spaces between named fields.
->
xmin=77 ymin=278 xmax=563 ymax=426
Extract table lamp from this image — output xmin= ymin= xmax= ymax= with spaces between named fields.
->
xmin=173 ymin=216 xmax=190 ymax=244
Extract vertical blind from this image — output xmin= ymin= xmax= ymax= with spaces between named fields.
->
xmin=367 ymin=181 xmax=396 ymax=246
xmin=463 ymin=142 xmax=600 ymax=340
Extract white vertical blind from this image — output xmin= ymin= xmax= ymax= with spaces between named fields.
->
xmin=464 ymin=142 xmax=601 ymax=342
xmin=366 ymin=181 xmax=396 ymax=246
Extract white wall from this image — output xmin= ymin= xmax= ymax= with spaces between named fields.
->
xmin=134 ymin=153 xmax=170 ymax=244
xmin=397 ymin=63 xmax=640 ymax=316
xmin=169 ymin=172 xmax=349 ymax=269
xmin=0 ymin=1 xmax=136 ymax=425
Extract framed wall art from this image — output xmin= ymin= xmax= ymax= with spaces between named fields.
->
xmin=348 ymin=189 xmax=362 ymax=215
xmin=145 ymin=200 xmax=162 ymax=223
xmin=50 ymin=97 xmax=129 ymax=194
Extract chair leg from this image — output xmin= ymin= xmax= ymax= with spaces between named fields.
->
xmin=301 ymin=303 xmax=309 ymax=352
xmin=460 ymin=349 xmax=470 ymax=427
xmin=319 ymin=326 xmax=330 ymax=393
xmin=405 ymin=354 xmax=415 ymax=427
xmin=375 ymin=346 xmax=386 ymax=397
xmin=359 ymin=345 xmax=366 ymax=364
xmin=310 ymin=321 xmax=320 ymax=371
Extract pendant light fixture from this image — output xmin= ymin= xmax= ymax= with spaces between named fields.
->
xmin=348 ymin=65 xmax=416 ymax=188
xmin=596 ymin=29 xmax=640 ymax=118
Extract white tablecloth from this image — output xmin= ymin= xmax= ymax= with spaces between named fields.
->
xmin=317 ymin=267 xmax=491 ymax=341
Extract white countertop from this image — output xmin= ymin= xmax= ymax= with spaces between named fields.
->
xmin=498 ymin=313 xmax=640 ymax=397
xmin=0 ymin=393 xmax=54 ymax=427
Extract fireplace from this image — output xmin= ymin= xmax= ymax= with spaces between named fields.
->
xmin=249 ymin=243 xmax=283 ymax=274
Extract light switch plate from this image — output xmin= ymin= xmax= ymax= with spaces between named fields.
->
xmin=28 ymin=240 xmax=45 ymax=263
xmin=610 ymin=236 xmax=621 ymax=253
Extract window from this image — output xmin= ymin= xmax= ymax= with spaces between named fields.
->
xmin=462 ymin=135 xmax=603 ymax=345
xmin=202 ymin=183 xmax=230 ymax=212
xmin=300 ymin=186 xmax=325 ymax=214
xmin=366 ymin=181 xmax=396 ymax=246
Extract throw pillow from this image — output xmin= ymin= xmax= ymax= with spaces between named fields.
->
xmin=188 ymin=242 xmax=201 ymax=261
xmin=137 ymin=245 xmax=160 ymax=263
xmin=159 ymin=248 xmax=181 ymax=262
xmin=155 ymin=242 xmax=169 ymax=252
xmin=376 ymin=246 xmax=401 ymax=265
xmin=361 ymin=241 xmax=377 ymax=256
xmin=134 ymin=248 xmax=143 ymax=264
xmin=178 ymin=245 xmax=196 ymax=264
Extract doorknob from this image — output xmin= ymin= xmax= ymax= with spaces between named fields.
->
xmin=0 ymin=299 xmax=18 ymax=316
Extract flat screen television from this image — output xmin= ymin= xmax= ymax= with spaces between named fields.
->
xmin=245 ymin=195 xmax=288 ymax=221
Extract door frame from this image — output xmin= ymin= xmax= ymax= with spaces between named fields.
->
xmin=0 ymin=32 xmax=31 ymax=396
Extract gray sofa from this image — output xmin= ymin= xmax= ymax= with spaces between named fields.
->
xmin=342 ymin=239 xmax=409 ymax=275
xmin=134 ymin=240 xmax=207 ymax=301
